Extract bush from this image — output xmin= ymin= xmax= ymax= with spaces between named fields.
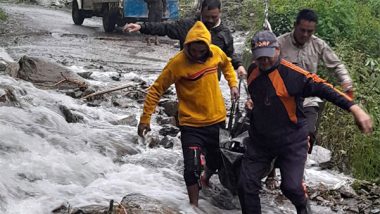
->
xmin=0 ymin=8 xmax=7 ymax=21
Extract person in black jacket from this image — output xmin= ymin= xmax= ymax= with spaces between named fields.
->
xmin=123 ymin=0 xmax=246 ymax=77
xmin=238 ymin=30 xmax=373 ymax=214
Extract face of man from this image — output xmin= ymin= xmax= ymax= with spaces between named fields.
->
xmin=294 ymin=19 xmax=316 ymax=45
xmin=256 ymin=48 xmax=280 ymax=71
xmin=188 ymin=42 xmax=209 ymax=61
xmin=201 ymin=8 xmax=221 ymax=29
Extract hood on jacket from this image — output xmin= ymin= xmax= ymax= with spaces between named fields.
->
xmin=184 ymin=21 xmax=212 ymax=63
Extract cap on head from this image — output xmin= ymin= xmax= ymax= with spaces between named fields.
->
xmin=251 ymin=30 xmax=279 ymax=60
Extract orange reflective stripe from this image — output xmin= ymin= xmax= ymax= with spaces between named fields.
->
xmin=247 ymin=67 xmax=260 ymax=85
xmin=186 ymin=66 xmax=217 ymax=80
xmin=281 ymin=59 xmax=353 ymax=102
xmin=268 ymin=69 xmax=298 ymax=124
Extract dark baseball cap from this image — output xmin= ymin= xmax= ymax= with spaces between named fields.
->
xmin=251 ymin=31 xmax=279 ymax=59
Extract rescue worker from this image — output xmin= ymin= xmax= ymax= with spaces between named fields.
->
xmin=238 ymin=30 xmax=372 ymax=214
xmin=123 ymin=0 xmax=247 ymax=78
xmin=264 ymin=8 xmax=356 ymax=190
xmin=137 ymin=21 xmax=239 ymax=207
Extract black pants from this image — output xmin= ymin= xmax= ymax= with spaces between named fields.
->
xmin=145 ymin=1 xmax=164 ymax=22
xmin=238 ymin=131 xmax=309 ymax=214
xmin=180 ymin=122 xmax=224 ymax=186
xmin=304 ymin=106 xmax=319 ymax=153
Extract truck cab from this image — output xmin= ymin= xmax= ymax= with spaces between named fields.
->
xmin=72 ymin=0 xmax=179 ymax=32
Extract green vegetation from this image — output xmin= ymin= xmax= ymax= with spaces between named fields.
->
xmin=0 ymin=8 xmax=7 ymax=21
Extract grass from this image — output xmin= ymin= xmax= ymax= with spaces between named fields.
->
xmin=0 ymin=8 xmax=7 ymax=21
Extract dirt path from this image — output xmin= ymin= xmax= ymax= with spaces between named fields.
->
xmin=0 ymin=3 xmax=177 ymax=75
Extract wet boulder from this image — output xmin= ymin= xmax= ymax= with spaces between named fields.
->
xmin=159 ymin=125 xmax=180 ymax=137
xmin=146 ymin=135 xmax=161 ymax=148
xmin=9 ymin=56 xmax=89 ymax=90
xmin=0 ymin=87 xmax=19 ymax=106
xmin=156 ymin=115 xmax=177 ymax=126
xmin=52 ymin=204 xmax=109 ymax=214
xmin=159 ymin=100 xmax=178 ymax=117
xmin=77 ymin=71 xmax=93 ymax=79
xmin=339 ymin=185 xmax=357 ymax=198
xmin=4 ymin=62 xmax=20 ymax=77
xmin=111 ymin=115 xmax=138 ymax=126
xmin=120 ymin=193 xmax=180 ymax=214
xmin=159 ymin=136 xmax=175 ymax=149
xmin=59 ymin=105 xmax=84 ymax=123
xmin=0 ymin=61 xmax=7 ymax=72
xmin=309 ymin=145 xmax=332 ymax=165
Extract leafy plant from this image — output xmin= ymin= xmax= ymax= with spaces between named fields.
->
xmin=0 ymin=8 xmax=7 ymax=21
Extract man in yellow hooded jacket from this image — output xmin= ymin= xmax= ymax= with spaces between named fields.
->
xmin=138 ymin=21 xmax=239 ymax=206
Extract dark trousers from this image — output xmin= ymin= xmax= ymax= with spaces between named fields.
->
xmin=180 ymin=122 xmax=224 ymax=186
xmin=238 ymin=133 xmax=309 ymax=213
xmin=304 ymin=106 xmax=319 ymax=153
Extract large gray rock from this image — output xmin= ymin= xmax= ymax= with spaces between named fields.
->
xmin=59 ymin=105 xmax=84 ymax=123
xmin=8 ymin=56 xmax=89 ymax=90
xmin=120 ymin=193 xmax=180 ymax=214
xmin=159 ymin=100 xmax=178 ymax=117
xmin=309 ymin=145 xmax=332 ymax=164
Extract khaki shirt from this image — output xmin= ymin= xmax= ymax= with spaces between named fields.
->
xmin=277 ymin=31 xmax=352 ymax=107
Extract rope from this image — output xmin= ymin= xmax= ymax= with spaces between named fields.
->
xmin=227 ymin=78 xmax=242 ymax=134
xmin=263 ymin=0 xmax=272 ymax=32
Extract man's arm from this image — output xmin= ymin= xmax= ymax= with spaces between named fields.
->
xmin=297 ymin=71 xmax=372 ymax=134
xmin=222 ymin=30 xmax=245 ymax=74
xmin=321 ymin=41 xmax=354 ymax=94
xmin=140 ymin=65 xmax=177 ymax=125
xmin=219 ymin=49 xmax=239 ymax=98
xmin=302 ymin=73 xmax=354 ymax=111
xmin=124 ymin=18 xmax=192 ymax=42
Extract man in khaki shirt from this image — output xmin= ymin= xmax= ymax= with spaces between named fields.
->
xmin=265 ymin=9 xmax=355 ymax=189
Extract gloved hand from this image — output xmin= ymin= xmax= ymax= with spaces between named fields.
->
xmin=137 ymin=123 xmax=151 ymax=137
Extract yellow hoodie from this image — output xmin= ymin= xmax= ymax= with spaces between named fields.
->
xmin=140 ymin=21 xmax=238 ymax=127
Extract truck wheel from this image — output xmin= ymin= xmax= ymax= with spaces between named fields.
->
xmin=72 ymin=0 xmax=84 ymax=25
xmin=103 ymin=6 xmax=117 ymax=33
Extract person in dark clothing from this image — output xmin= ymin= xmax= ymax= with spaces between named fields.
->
xmin=144 ymin=0 xmax=167 ymax=45
xmin=238 ymin=30 xmax=373 ymax=214
xmin=123 ymin=0 xmax=247 ymax=77
xmin=264 ymin=9 xmax=356 ymax=189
